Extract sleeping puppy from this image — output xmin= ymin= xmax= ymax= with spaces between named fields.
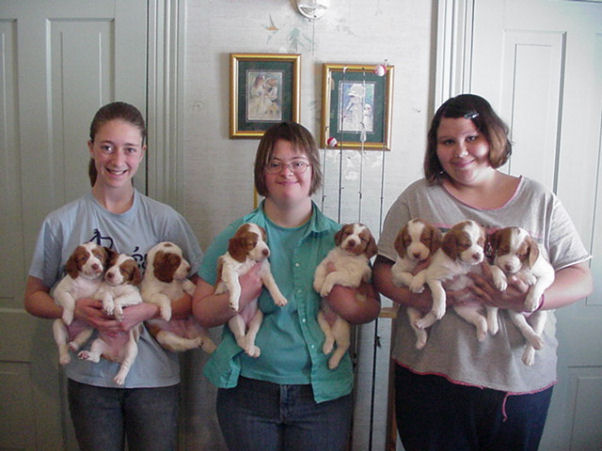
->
xmin=410 ymin=220 xmax=498 ymax=339
xmin=142 ymin=241 xmax=216 ymax=354
xmin=391 ymin=219 xmax=442 ymax=349
xmin=77 ymin=253 xmax=143 ymax=385
xmin=52 ymin=242 xmax=112 ymax=365
xmin=215 ymin=223 xmax=287 ymax=358
xmin=313 ymin=223 xmax=377 ymax=369
xmin=489 ymin=226 xmax=554 ymax=365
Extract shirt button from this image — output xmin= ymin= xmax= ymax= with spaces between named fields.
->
xmin=295 ymin=262 xmax=300 ymax=267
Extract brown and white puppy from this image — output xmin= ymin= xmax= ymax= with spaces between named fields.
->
xmin=142 ymin=241 xmax=216 ymax=354
xmin=489 ymin=226 xmax=554 ymax=365
xmin=410 ymin=220 xmax=496 ymax=337
xmin=52 ymin=242 xmax=112 ymax=365
xmin=313 ymin=223 xmax=377 ymax=369
xmin=78 ymin=253 xmax=143 ymax=386
xmin=391 ymin=219 xmax=442 ymax=349
xmin=215 ymin=223 xmax=287 ymax=358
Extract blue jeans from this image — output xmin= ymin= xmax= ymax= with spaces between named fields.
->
xmin=394 ymin=365 xmax=553 ymax=451
xmin=68 ymin=379 xmax=179 ymax=451
xmin=216 ymin=377 xmax=352 ymax=451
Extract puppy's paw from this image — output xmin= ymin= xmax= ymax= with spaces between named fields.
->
xmin=524 ymin=293 xmax=540 ymax=312
xmin=320 ymin=281 xmax=334 ymax=297
xmin=409 ymin=279 xmax=424 ymax=293
xmin=201 ymin=337 xmax=217 ymax=354
xmin=68 ymin=341 xmax=80 ymax=352
xmin=113 ymin=374 xmax=126 ymax=386
xmin=522 ymin=348 xmax=536 ymax=366
xmin=245 ymin=345 xmax=261 ymax=358
xmin=62 ymin=310 xmax=74 ymax=326
xmin=77 ymin=350 xmax=99 ymax=362
xmin=59 ymin=353 xmax=71 ymax=365
xmin=274 ymin=295 xmax=288 ymax=307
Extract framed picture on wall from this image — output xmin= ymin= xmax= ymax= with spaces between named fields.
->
xmin=321 ymin=63 xmax=394 ymax=149
xmin=230 ymin=53 xmax=301 ymax=138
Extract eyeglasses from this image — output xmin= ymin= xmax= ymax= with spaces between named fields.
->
xmin=265 ymin=160 xmax=311 ymax=174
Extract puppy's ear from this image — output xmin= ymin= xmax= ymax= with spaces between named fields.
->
xmin=365 ymin=234 xmax=378 ymax=259
xmin=394 ymin=225 xmax=408 ymax=258
xmin=64 ymin=247 xmax=82 ymax=279
xmin=104 ymin=247 xmax=117 ymax=266
xmin=441 ymin=231 xmax=457 ymax=260
xmin=429 ymin=226 xmax=443 ymax=253
xmin=228 ymin=234 xmax=248 ymax=262
xmin=334 ymin=225 xmax=348 ymax=246
xmin=526 ymin=236 xmax=540 ymax=268
xmin=128 ymin=261 xmax=142 ymax=285
xmin=153 ymin=251 xmax=175 ymax=283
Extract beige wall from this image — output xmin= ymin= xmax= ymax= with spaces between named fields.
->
xmin=181 ymin=0 xmax=434 ymax=249
xmin=179 ymin=1 xmax=435 ymax=449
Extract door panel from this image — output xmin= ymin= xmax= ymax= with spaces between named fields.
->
xmin=0 ymin=1 xmax=146 ymax=449
xmin=470 ymin=1 xmax=602 ymax=449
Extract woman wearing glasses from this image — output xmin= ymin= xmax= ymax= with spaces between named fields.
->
xmin=192 ymin=122 xmax=380 ymax=450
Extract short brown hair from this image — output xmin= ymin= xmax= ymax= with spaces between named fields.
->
xmin=424 ymin=94 xmax=512 ymax=184
xmin=88 ymin=101 xmax=146 ymax=186
xmin=254 ymin=122 xmax=322 ymax=197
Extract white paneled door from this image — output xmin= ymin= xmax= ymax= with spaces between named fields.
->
xmin=0 ymin=1 xmax=146 ymax=448
xmin=469 ymin=0 xmax=602 ymax=449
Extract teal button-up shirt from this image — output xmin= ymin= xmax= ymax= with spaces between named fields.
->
xmin=199 ymin=201 xmax=352 ymax=403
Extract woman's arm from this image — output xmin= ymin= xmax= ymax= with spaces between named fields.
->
xmin=24 ymin=276 xmax=62 ymax=319
xmin=192 ymin=264 xmax=263 ymax=328
xmin=326 ymin=281 xmax=381 ymax=324
xmin=470 ymin=262 xmax=593 ymax=311
xmin=372 ymin=256 xmax=434 ymax=312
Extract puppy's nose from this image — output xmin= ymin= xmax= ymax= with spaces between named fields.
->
xmin=91 ymin=263 xmax=99 ymax=271
xmin=412 ymin=251 xmax=421 ymax=259
xmin=504 ymin=264 xmax=513 ymax=273
xmin=106 ymin=272 xmax=114 ymax=280
xmin=262 ymin=249 xmax=269 ymax=257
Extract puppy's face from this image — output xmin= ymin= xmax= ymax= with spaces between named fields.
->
xmin=151 ymin=242 xmax=190 ymax=283
xmin=442 ymin=220 xmax=485 ymax=264
xmin=65 ymin=242 xmax=112 ymax=280
xmin=334 ymin=223 xmax=378 ymax=258
xmin=490 ymin=226 xmax=538 ymax=274
xmin=228 ymin=223 xmax=270 ymax=263
xmin=394 ymin=219 xmax=442 ymax=263
xmin=104 ymin=254 xmax=142 ymax=286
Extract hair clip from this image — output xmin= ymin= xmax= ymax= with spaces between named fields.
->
xmin=464 ymin=111 xmax=479 ymax=120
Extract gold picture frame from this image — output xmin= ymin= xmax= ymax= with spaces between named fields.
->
xmin=321 ymin=63 xmax=394 ymax=149
xmin=230 ymin=53 xmax=301 ymax=139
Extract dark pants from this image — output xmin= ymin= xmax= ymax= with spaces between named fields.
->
xmin=395 ymin=364 xmax=553 ymax=451
xmin=216 ymin=376 xmax=352 ymax=451
xmin=68 ymin=379 xmax=179 ymax=451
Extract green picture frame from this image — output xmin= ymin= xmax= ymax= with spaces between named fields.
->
xmin=321 ymin=63 xmax=394 ymax=150
xmin=230 ymin=53 xmax=301 ymax=138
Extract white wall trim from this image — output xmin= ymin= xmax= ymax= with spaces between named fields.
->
xmin=146 ymin=0 xmax=185 ymax=208
xmin=434 ymin=0 xmax=475 ymax=107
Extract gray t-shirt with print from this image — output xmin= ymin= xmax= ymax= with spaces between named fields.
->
xmin=29 ymin=190 xmax=203 ymax=388
xmin=378 ymin=177 xmax=590 ymax=393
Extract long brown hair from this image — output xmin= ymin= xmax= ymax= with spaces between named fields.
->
xmin=88 ymin=102 xmax=146 ymax=186
xmin=424 ymin=94 xmax=512 ymax=184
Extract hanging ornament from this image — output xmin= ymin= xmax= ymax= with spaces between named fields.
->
xmin=373 ymin=64 xmax=386 ymax=77
xmin=327 ymin=136 xmax=338 ymax=148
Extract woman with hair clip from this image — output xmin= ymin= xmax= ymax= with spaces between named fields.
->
xmin=193 ymin=121 xmax=380 ymax=451
xmin=373 ymin=94 xmax=592 ymax=451
xmin=25 ymin=101 xmax=202 ymax=451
